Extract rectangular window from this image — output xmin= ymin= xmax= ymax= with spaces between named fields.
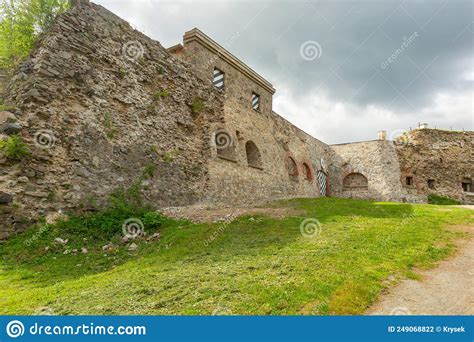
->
xmin=251 ymin=92 xmax=260 ymax=111
xmin=406 ymin=176 xmax=413 ymax=186
xmin=213 ymin=68 xmax=224 ymax=90
xmin=427 ymin=179 xmax=435 ymax=189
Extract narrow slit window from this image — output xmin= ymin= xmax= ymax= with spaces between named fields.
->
xmin=213 ymin=68 xmax=224 ymax=90
xmin=251 ymin=92 xmax=260 ymax=111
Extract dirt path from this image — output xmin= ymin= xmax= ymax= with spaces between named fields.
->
xmin=160 ymin=205 xmax=304 ymax=223
xmin=368 ymin=223 xmax=474 ymax=315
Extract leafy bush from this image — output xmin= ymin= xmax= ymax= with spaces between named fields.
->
xmin=0 ymin=134 xmax=29 ymax=160
xmin=428 ymin=194 xmax=460 ymax=205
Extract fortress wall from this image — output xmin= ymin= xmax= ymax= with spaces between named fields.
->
xmin=0 ymin=1 xmax=225 ymax=238
xmin=329 ymin=140 xmax=411 ymax=202
xmin=175 ymin=31 xmax=333 ymax=205
xmin=2 ymin=1 xmax=472 ymax=241
xmin=395 ymin=129 xmax=474 ymax=203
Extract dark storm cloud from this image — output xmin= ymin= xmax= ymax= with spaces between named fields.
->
xmin=95 ymin=0 xmax=473 ymax=143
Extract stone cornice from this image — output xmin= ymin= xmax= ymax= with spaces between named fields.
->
xmin=183 ymin=28 xmax=276 ymax=95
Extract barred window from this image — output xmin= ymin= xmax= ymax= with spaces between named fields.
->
xmin=251 ymin=92 xmax=260 ymax=111
xmin=213 ymin=68 xmax=225 ymax=89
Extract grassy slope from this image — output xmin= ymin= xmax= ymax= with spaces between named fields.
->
xmin=0 ymin=198 xmax=472 ymax=315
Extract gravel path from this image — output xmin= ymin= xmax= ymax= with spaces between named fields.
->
xmin=368 ymin=222 xmax=474 ymax=315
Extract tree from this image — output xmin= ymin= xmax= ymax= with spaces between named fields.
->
xmin=0 ymin=0 xmax=70 ymax=73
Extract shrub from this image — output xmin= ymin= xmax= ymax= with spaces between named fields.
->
xmin=427 ymin=194 xmax=460 ymax=205
xmin=157 ymin=65 xmax=165 ymax=74
xmin=142 ymin=164 xmax=156 ymax=179
xmin=191 ymin=98 xmax=204 ymax=114
xmin=103 ymin=112 xmax=118 ymax=139
xmin=152 ymin=90 xmax=169 ymax=101
xmin=0 ymin=134 xmax=29 ymax=160
xmin=53 ymin=183 xmax=163 ymax=241
xmin=117 ymin=67 xmax=127 ymax=79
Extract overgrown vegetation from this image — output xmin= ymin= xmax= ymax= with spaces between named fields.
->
xmin=156 ymin=65 xmax=165 ymax=75
xmin=117 ymin=67 xmax=127 ymax=79
xmin=1 ymin=198 xmax=472 ymax=315
xmin=191 ymin=98 xmax=204 ymax=114
xmin=102 ymin=112 xmax=119 ymax=140
xmin=152 ymin=90 xmax=169 ymax=101
xmin=0 ymin=0 xmax=70 ymax=72
xmin=428 ymin=194 xmax=461 ymax=205
xmin=0 ymin=134 xmax=29 ymax=160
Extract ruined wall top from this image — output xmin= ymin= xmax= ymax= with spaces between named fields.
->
xmin=173 ymin=28 xmax=275 ymax=95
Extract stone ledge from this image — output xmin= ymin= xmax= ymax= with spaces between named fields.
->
xmin=217 ymin=155 xmax=238 ymax=163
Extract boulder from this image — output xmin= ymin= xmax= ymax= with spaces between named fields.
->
xmin=0 ymin=123 xmax=22 ymax=135
xmin=0 ymin=192 xmax=13 ymax=205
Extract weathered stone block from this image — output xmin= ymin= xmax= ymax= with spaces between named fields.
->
xmin=0 ymin=123 xmax=22 ymax=135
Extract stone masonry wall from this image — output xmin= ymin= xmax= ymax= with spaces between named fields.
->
xmin=329 ymin=140 xmax=416 ymax=202
xmin=395 ymin=129 xmax=474 ymax=204
xmin=177 ymin=37 xmax=333 ymax=205
xmin=0 ymin=0 xmax=225 ymax=238
xmin=1 ymin=0 xmax=472 ymax=240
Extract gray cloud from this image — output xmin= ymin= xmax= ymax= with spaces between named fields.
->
xmin=95 ymin=0 xmax=473 ymax=143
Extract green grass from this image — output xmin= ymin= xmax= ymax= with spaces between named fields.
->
xmin=0 ymin=198 xmax=472 ymax=315
xmin=428 ymin=194 xmax=461 ymax=205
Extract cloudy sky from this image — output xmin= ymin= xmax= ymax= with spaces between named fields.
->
xmin=95 ymin=0 xmax=473 ymax=144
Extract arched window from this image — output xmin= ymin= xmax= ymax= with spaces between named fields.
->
xmin=302 ymin=162 xmax=313 ymax=181
xmin=215 ymin=129 xmax=235 ymax=160
xmin=245 ymin=141 xmax=262 ymax=168
xmin=343 ymin=173 xmax=368 ymax=190
xmin=287 ymin=157 xmax=298 ymax=176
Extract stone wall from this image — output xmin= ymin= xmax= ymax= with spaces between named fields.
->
xmin=0 ymin=0 xmax=225 ymax=238
xmin=329 ymin=140 xmax=416 ymax=202
xmin=1 ymin=0 xmax=472 ymax=240
xmin=173 ymin=30 xmax=333 ymax=205
xmin=395 ymin=129 xmax=474 ymax=204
